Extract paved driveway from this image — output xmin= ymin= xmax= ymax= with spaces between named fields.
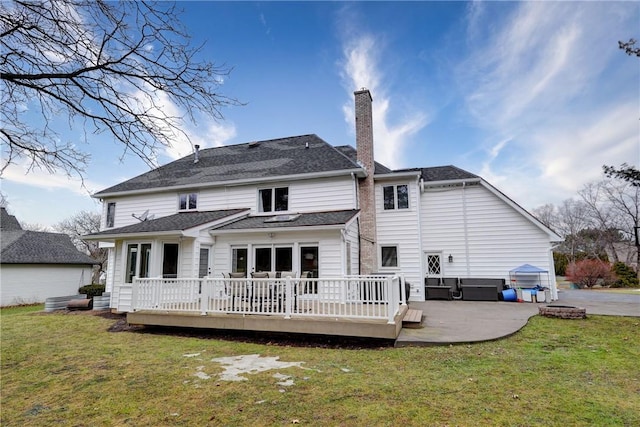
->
xmin=395 ymin=289 xmax=639 ymax=347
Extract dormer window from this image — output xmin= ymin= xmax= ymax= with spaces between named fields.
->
xmin=258 ymin=187 xmax=288 ymax=213
xmin=383 ymin=185 xmax=409 ymax=210
xmin=179 ymin=193 xmax=197 ymax=211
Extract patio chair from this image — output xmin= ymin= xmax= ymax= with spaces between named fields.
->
xmin=250 ymin=272 xmax=273 ymax=311
xmin=425 ymin=277 xmax=452 ymax=300
xmin=226 ymin=272 xmax=248 ymax=311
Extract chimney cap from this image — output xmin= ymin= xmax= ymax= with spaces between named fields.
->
xmin=354 ymin=88 xmax=372 ymax=101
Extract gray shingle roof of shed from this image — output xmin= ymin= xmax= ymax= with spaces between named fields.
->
xmin=85 ymin=209 xmax=248 ymax=237
xmin=1 ymin=207 xmax=23 ymax=231
xmin=213 ymin=209 xmax=359 ymax=231
xmin=95 ymin=135 xmax=362 ymax=196
xmin=1 ymin=230 xmax=96 ymax=265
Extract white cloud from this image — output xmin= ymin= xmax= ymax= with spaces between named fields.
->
xmin=1 ymin=158 xmax=104 ymax=196
xmin=339 ymin=33 xmax=428 ymax=169
xmin=458 ymin=1 xmax=639 ymax=208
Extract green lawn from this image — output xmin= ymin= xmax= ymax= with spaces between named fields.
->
xmin=2 ymin=305 xmax=638 ymax=426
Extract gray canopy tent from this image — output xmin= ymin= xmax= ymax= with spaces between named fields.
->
xmin=509 ymin=264 xmax=557 ymax=301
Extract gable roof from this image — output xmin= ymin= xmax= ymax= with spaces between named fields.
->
xmin=391 ymin=165 xmax=479 ymax=182
xmin=1 ymin=230 xmax=96 ymax=265
xmin=84 ymin=209 xmax=249 ymax=239
xmin=95 ymin=135 xmax=365 ymax=197
xmin=212 ymin=209 xmax=360 ymax=232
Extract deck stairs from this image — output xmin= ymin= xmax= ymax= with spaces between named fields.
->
xmin=402 ymin=308 xmax=423 ymax=326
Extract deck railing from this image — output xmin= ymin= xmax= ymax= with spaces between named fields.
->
xmin=131 ymin=275 xmax=404 ymax=323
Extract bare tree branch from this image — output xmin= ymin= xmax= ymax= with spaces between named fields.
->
xmin=1 ymin=0 xmax=241 ymax=179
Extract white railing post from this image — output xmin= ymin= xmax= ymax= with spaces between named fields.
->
xmin=284 ymin=277 xmax=293 ymax=319
xmin=399 ymin=274 xmax=407 ymax=306
xmin=387 ymin=276 xmax=396 ymax=324
xmin=131 ymin=277 xmax=138 ymax=311
xmin=200 ymin=278 xmax=209 ymax=316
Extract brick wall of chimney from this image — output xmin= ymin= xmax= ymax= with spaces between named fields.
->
xmin=354 ymin=89 xmax=378 ymax=275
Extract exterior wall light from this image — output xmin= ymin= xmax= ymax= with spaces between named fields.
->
xmin=448 ymin=254 xmax=453 ymax=263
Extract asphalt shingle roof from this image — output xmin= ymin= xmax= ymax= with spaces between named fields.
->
xmin=95 ymin=135 xmax=362 ymax=196
xmin=334 ymin=145 xmax=393 ymax=174
xmin=85 ymin=209 xmax=249 ymax=237
xmin=1 ymin=207 xmax=23 ymax=231
xmin=1 ymin=230 xmax=97 ymax=265
xmin=392 ymin=165 xmax=479 ymax=182
xmin=213 ymin=210 xmax=360 ymax=231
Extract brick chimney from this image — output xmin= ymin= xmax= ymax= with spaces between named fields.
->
xmin=354 ymin=89 xmax=378 ymax=275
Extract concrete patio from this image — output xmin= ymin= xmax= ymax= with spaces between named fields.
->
xmin=395 ymin=289 xmax=640 ymax=347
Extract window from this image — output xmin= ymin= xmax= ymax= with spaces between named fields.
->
xmin=427 ymin=254 xmax=441 ymax=275
xmin=383 ymin=185 xmax=409 ymax=210
xmin=179 ymin=193 xmax=197 ymax=210
xmin=232 ymin=247 xmax=247 ymax=274
xmin=300 ymin=246 xmax=318 ymax=278
xmin=253 ymin=246 xmax=293 ymax=272
xmin=162 ymin=243 xmax=179 ymax=278
xmin=381 ymin=246 xmax=398 ymax=268
xmin=106 ymin=202 xmax=116 ymax=228
xmin=258 ymin=187 xmax=288 ymax=212
xmin=125 ymin=243 xmax=151 ymax=283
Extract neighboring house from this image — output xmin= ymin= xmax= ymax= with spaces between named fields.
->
xmin=86 ymin=89 xmax=561 ymax=312
xmin=0 ymin=208 xmax=96 ymax=306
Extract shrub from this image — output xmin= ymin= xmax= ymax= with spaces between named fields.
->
xmin=553 ymin=252 xmax=568 ymax=276
xmin=611 ymin=262 xmax=639 ymax=288
xmin=78 ymin=284 xmax=106 ymax=298
xmin=566 ymin=259 xmax=614 ymax=288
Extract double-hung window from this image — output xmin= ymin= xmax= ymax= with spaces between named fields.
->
xmin=383 ymin=185 xmax=409 ymax=210
xmin=179 ymin=193 xmax=198 ymax=211
xmin=258 ymin=187 xmax=288 ymax=212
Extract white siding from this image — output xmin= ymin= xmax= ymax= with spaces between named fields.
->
xmin=375 ymin=180 xmax=423 ymax=298
xmin=420 ymin=184 xmax=554 ymax=283
xmin=1 ymin=265 xmax=93 ymax=306
xmin=100 ymin=176 xmax=357 ymax=231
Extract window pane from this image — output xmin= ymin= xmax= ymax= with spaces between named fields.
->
xmin=397 ymin=185 xmax=409 ymax=209
xmin=198 ymin=248 xmax=209 ymax=278
xmin=188 ymin=193 xmax=197 ymax=210
xmin=162 ymin=243 xmax=179 ymax=278
xmin=259 ymin=189 xmax=272 ymax=212
xmin=107 ymin=203 xmax=116 ymax=228
xmin=427 ymin=255 xmax=441 ymax=275
xmin=275 ymin=247 xmax=292 ymax=271
xmin=255 ymin=247 xmax=271 ymax=272
xmin=383 ymin=186 xmax=395 ymax=210
xmin=125 ymin=244 xmax=138 ymax=283
xmin=232 ymin=248 xmax=247 ymax=273
xmin=179 ymin=194 xmax=187 ymax=210
xmin=274 ymin=187 xmax=288 ymax=211
xmin=300 ymin=246 xmax=318 ymax=278
xmin=381 ymin=246 xmax=398 ymax=267
xmin=140 ymin=244 xmax=151 ymax=278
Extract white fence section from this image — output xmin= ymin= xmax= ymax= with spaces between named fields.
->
xmin=131 ymin=275 xmax=404 ymax=323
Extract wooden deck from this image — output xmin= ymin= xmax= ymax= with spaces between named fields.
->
xmin=127 ymin=304 xmax=408 ymax=340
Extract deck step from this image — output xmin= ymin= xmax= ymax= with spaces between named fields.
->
xmin=402 ymin=309 xmax=423 ymax=324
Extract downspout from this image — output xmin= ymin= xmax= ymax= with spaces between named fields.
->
xmin=462 ymin=182 xmax=471 ymax=276
xmin=416 ymin=177 xmax=425 ymax=301
xmin=549 ymin=244 xmax=560 ymax=301
xmin=353 ymin=172 xmax=362 ymax=275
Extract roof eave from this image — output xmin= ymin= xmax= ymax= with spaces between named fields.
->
xmin=210 ymin=223 xmax=347 ymax=236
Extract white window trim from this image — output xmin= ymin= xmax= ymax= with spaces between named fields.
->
xmin=257 ymin=186 xmax=289 ymax=214
xmin=178 ymin=192 xmax=198 ymax=211
xmin=379 ymin=244 xmax=400 ymax=270
xmin=382 ymin=184 xmax=409 ymax=211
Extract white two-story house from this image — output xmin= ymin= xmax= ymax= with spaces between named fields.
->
xmin=86 ymin=89 xmax=561 ymax=313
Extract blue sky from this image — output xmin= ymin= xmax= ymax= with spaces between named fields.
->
xmin=2 ymin=1 xmax=639 ymax=228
